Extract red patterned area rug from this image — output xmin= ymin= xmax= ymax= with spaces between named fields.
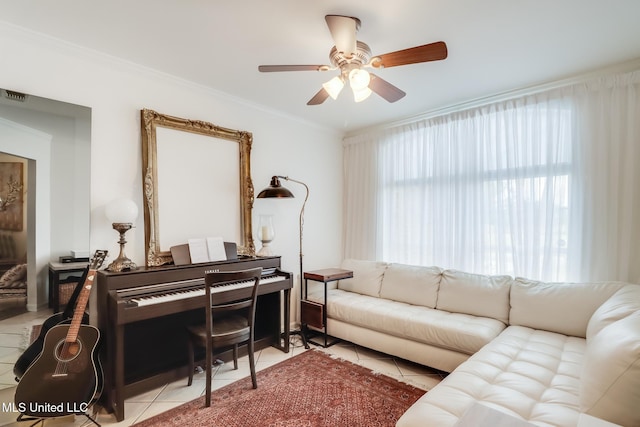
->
xmin=133 ymin=349 xmax=425 ymax=427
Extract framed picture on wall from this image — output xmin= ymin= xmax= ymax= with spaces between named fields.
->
xmin=0 ymin=162 xmax=24 ymax=231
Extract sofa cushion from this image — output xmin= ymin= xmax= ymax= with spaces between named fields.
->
xmin=586 ymin=284 xmax=640 ymax=339
xmin=397 ymin=326 xmax=585 ymax=427
xmin=310 ymin=289 xmax=505 ymax=355
xmin=337 ymin=259 xmax=388 ymax=297
xmin=510 ymin=279 xmax=626 ymax=338
xmin=580 ymin=311 xmax=640 ymax=426
xmin=436 ymin=270 xmax=511 ymax=324
xmin=379 ymin=263 xmax=442 ymax=308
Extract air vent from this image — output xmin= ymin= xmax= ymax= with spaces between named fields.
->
xmin=3 ymin=90 xmax=28 ymax=102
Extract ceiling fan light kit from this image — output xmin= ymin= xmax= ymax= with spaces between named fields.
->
xmin=259 ymin=14 xmax=448 ymax=106
xmin=353 ymin=86 xmax=372 ymax=103
xmin=322 ymin=75 xmax=344 ymax=99
xmin=321 ymin=68 xmax=372 ymax=102
xmin=349 ymin=68 xmax=370 ymax=91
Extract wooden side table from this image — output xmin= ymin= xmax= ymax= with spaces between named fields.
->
xmin=301 ymin=268 xmax=353 ymax=347
xmin=48 ymin=261 xmax=87 ymax=312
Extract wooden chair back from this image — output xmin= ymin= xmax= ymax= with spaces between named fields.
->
xmin=202 ymin=267 xmax=262 ymax=406
xmin=204 ymin=267 xmax=263 ymax=339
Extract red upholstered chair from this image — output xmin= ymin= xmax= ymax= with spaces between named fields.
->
xmin=186 ymin=268 xmax=262 ymax=407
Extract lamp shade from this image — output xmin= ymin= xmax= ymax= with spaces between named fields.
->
xmin=353 ymin=87 xmax=372 ymax=102
xmin=349 ymin=68 xmax=371 ymax=91
xmin=257 ymin=176 xmax=294 ymax=198
xmin=322 ymin=76 xmax=345 ymax=100
xmin=106 ymin=198 xmax=139 ymax=223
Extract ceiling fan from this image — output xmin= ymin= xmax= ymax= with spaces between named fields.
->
xmin=258 ymin=15 xmax=448 ymax=105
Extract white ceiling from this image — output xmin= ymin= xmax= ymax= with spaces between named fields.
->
xmin=3 ymin=0 xmax=640 ymax=133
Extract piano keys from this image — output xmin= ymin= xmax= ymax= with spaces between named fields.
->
xmin=112 ymin=273 xmax=290 ymax=326
xmin=119 ymin=274 xmax=287 ymax=308
xmin=95 ymin=255 xmax=292 ymax=421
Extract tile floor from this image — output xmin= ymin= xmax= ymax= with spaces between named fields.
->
xmin=0 ymin=309 xmax=445 ymax=426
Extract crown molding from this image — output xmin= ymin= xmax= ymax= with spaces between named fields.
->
xmin=0 ymin=20 xmax=339 ymax=136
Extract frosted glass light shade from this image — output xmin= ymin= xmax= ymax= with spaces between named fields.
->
xmin=348 ymin=68 xmax=371 ymax=91
xmin=353 ymin=87 xmax=372 ymax=102
xmin=322 ymin=76 xmax=345 ymax=100
xmin=106 ymin=198 xmax=138 ymax=223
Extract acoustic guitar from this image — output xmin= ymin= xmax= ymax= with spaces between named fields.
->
xmin=13 ymin=262 xmax=96 ymax=381
xmin=14 ymin=250 xmax=107 ymax=418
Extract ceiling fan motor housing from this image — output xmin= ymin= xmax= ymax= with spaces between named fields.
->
xmin=329 ymin=41 xmax=372 ymax=78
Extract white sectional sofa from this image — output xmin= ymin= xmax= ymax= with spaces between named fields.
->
xmin=305 ymin=259 xmax=640 ymax=427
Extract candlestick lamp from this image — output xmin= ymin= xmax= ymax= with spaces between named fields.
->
xmin=105 ymin=198 xmax=138 ymax=272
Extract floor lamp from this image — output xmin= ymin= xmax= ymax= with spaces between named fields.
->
xmin=257 ymin=175 xmax=310 ymax=348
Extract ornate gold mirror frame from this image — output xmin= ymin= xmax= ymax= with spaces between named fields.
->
xmin=141 ymin=109 xmax=255 ymax=266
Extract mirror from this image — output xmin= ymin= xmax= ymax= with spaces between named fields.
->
xmin=141 ymin=109 xmax=255 ymax=266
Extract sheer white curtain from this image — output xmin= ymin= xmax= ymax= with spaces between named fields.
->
xmin=344 ymin=69 xmax=640 ymax=283
xmin=569 ymin=71 xmax=640 ymax=282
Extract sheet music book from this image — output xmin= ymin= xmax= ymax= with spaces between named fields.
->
xmin=188 ymin=237 xmax=227 ymax=263
xmin=206 ymin=237 xmax=227 ymax=261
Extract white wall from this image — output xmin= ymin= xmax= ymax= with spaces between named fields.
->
xmin=0 ymin=97 xmax=91 ymax=260
xmin=0 ymin=22 xmax=344 ymax=315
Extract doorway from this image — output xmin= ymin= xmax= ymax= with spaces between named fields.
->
xmin=0 ymin=153 xmax=27 ymax=319
xmin=0 ymin=89 xmax=91 ymax=314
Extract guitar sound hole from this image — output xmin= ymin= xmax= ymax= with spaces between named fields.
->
xmin=55 ymin=339 xmax=83 ymax=362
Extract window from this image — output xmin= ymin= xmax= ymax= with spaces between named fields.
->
xmin=344 ymin=70 xmax=640 ymax=283
xmin=350 ymin=100 xmax=574 ymax=281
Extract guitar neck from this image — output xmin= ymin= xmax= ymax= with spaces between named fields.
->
xmin=65 ymin=268 xmax=97 ymax=343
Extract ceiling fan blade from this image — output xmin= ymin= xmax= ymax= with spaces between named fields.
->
xmin=369 ymin=74 xmax=406 ymax=103
xmin=307 ymin=88 xmax=330 ymax=106
xmin=325 ymin=15 xmax=360 ymax=56
xmin=258 ymin=65 xmax=329 ymax=72
xmin=371 ymin=41 xmax=448 ymax=68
